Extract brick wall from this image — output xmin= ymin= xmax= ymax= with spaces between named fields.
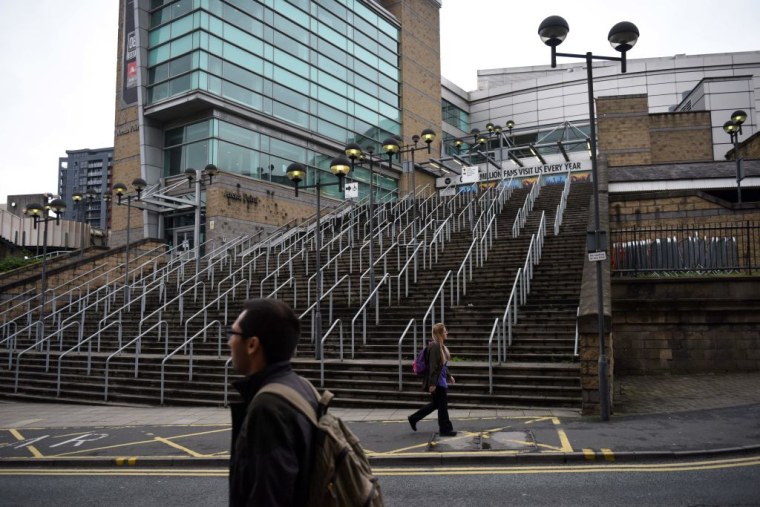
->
xmin=598 ymin=95 xmax=713 ymax=167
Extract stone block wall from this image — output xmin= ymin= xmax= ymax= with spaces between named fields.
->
xmin=612 ymin=278 xmax=760 ymax=374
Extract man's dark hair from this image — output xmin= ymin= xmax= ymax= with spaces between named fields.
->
xmin=238 ymin=298 xmax=300 ymax=364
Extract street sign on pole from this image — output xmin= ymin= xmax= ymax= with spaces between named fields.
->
xmin=588 ymin=251 xmax=607 ymax=262
xmin=344 ymin=182 xmax=359 ymax=199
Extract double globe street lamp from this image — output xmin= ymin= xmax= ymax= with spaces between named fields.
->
xmin=71 ymin=188 xmax=98 ymax=257
xmin=24 ymin=197 xmax=67 ymax=333
xmin=723 ymin=110 xmax=748 ymax=204
xmin=112 ymin=178 xmax=147 ymax=304
xmin=539 ymin=15 xmax=640 ymax=421
xmin=381 ymin=129 xmax=436 ymax=241
xmin=287 ymin=157 xmax=352 ymax=355
xmin=185 ymin=164 xmax=218 ymax=272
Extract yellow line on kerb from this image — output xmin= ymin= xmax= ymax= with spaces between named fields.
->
xmin=583 ymin=448 xmax=596 ymax=460
xmin=115 ymin=457 xmax=138 ymax=466
xmin=9 ymin=429 xmax=43 ymax=458
xmin=601 ymin=448 xmax=615 ymax=462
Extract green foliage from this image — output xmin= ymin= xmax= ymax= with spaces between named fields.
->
xmin=0 ymin=253 xmax=39 ymax=273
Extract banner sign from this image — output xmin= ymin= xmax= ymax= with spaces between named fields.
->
xmin=121 ymin=0 xmax=138 ymax=106
xmin=436 ymin=159 xmax=591 ymax=189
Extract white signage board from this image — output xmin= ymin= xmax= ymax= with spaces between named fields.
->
xmin=461 ymin=166 xmax=480 ymax=184
xmin=344 ymin=182 xmax=359 ymax=199
xmin=438 ymin=186 xmax=456 ymax=197
xmin=588 ymin=251 xmax=607 ymax=262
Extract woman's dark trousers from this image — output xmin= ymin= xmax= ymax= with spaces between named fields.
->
xmin=409 ymin=387 xmax=453 ymax=433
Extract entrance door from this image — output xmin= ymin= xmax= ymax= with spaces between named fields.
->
xmin=173 ymin=227 xmax=194 ymax=259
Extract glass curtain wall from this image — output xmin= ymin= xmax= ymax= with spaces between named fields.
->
xmin=148 ymin=0 xmax=402 ymax=200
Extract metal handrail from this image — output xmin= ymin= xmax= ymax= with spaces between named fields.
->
xmin=160 ymin=319 xmax=223 ymax=405
xmin=350 ymin=272 xmax=390 ymax=356
xmin=392 ymin=240 xmax=425 ymax=302
xmin=455 ymin=239 xmax=477 ymax=305
xmin=358 ymin=241 xmax=398 ymax=302
xmin=421 ymin=270 xmax=453 ymax=338
xmin=501 ymin=267 xmax=522 ymax=362
xmin=397 ymin=318 xmax=417 ymax=391
xmin=319 ymin=319 xmax=343 ymax=387
xmin=427 ymin=216 xmax=451 ymax=266
xmin=266 ymin=276 xmax=296 ymax=306
xmin=487 ymin=318 xmax=500 ymax=394
xmin=574 ymin=306 xmax=580 ymax=356
xmin=185 ymin=279 xmax=248 ymax=347
xmin=299 ymin=273 xmax=352 ymax=352
xmin=138 ymin=280 xmax=206 ymax=337
xmin=104 ymin=320 xmax=168 ymax=401
xmin=307 ymin=243 xmax=351 ymax=307
xmin=512 ymin=174 xmax=543 ymax=237
xmin=55 ymin=320 xmax=122 ymax=396
xmin=554 ymin=170 xmax=572 ymax=235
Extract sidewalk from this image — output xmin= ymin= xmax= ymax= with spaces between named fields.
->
xmin=1 ymin=372 xmax=758 ymax=467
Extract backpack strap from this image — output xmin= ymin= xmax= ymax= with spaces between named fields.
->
xmin=256 ymin=380 xmax=333 ymax=425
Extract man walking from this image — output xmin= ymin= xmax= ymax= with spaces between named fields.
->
xmin=228 ymin=298 xmax=318 ymax=506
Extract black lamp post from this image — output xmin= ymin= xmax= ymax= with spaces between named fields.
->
xmin=381 ymin=129 xmax=436 ymax=242
xmin=112 ymin=178 xmax=147 ymax=304
xmin=723 ymin=110 xmax=748 ymax=204
xmin=287 ymin=159 xmax=352 ymax=357
xmin=24 ymin=197 xmax=66 ymax=334
xmin=184 ymin=164 xmax=218 ymax=272
xmin=344 ymin=143 xmax=382 ymax=307
xmin=539 ymin=15 xmax=639 ymax=421
xmin=71 ymin=191 xmax=85 ymax=256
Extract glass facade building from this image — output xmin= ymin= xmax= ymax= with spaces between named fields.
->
xmin=146 ymin=0 xmax=402 ymax=197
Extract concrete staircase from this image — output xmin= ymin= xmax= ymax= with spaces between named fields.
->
xmin=0 ymin=182 xmax=592 ymax=410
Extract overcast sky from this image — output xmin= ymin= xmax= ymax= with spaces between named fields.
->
xmin=1 ymin=0 xmax=759 ymax=201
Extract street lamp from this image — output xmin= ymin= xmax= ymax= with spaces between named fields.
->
xmin=286 ymin=159 xmax=351 ymax=357
xmin=72 ymin=191 xmax=85 ymax=256
xmin=112 ymin=177 xmax=147 ymax=304
xmin=184 ymin=164 xmax=218 ymax=272
xmin=539 ymin=15 xmax=639 ymax=421
xmin=381 ymin=129 xmax=436 ymax=241
xmin=24 ymin=197 xmax=66 ymax=335
xmin=723 ymin=110 xmax=747 ymax=204
xmin=344 ymin=143 xmax=387 ymax=307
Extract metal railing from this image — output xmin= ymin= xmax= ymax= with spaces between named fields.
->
xmin=319 ymin=319 xmax=343 ymax=387
xmin=160 ymin=320 xmax=223 ymax=404
xmin=611 ymin=222 xmax=759 ymax=276
xmin=104 ymin=320 xmax=168 ymax=401
xmin=554 ymin=171 xmax=572 ymax=235
xmin=397 ymin=318 xmax=417 ymax=391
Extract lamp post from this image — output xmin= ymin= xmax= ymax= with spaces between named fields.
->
xmin=287 ymin=158 xmax=351 ymax=357
xmin=112 ymin=178 xmax=147 ymax=304
xmin=539 ymin=15 xmax=639 ymax=421
xmin=24 ymin=197 xmax=66 ymax=334
xmin=72 ymin=191 xmax=85 ymax=256
xmin=344 ymin=143 xmax=389 ymax=307
xmin=723 ymin=110 xmax=748 ymax=204
xmin=381 ymin=129 xmax=436 ymax=242
xmin=184 ymin=164 xmax=218 ymax=272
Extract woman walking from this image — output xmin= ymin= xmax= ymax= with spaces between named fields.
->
xmin=408 ymin=323 xmax=457 ymax=436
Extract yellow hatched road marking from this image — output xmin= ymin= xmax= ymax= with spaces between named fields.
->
xmin=153 ymin=437 xmax=207 ymax=458
xmin=9 ymin=429 xmax=43 ymax=458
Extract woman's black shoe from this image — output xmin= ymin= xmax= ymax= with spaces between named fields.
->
xmin=439 ymin=431 xmax=457 ymax=437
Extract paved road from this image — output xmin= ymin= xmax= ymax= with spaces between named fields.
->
xmin=1 ymin=372 xmax=759 ymax=466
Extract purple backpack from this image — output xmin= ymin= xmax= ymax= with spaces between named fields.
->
xmin=412 ymin=346 xmax=429 ymax=377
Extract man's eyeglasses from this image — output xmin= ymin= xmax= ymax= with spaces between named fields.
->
xmin=228 ymin=331 xmax=245 ymax=340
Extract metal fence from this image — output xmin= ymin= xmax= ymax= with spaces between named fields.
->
xmin=610 ymin=222 xmax=759 ymax=276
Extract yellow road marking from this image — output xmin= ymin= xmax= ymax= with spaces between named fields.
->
xmin=601 ymin=448 xmax=615 ymax=462
xmin=47 ymin=428 xmax=229 ymax=458
xmin=153 ymin=437 xmax=207 ymax=458
xmin=9 ymin=429 xmax=42 ymax=458
xmin=552 ymin=418 xmax=574 ymax=453
xmin=583 ymin=448 xmax=596 ymax=460
xmin=1 ymin=456 xmax=759 ymax=477
xmin=115 ymin=457 xmax=138 ymax=466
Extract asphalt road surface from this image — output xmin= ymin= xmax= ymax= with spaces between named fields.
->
xmin=1 ymin=455 xmax=759 ymax=506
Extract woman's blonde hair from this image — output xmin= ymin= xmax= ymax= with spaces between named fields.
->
xmin=431 ymin=323 xmax=450 ymax=362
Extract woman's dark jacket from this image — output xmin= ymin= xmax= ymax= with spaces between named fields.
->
xmin=229 ymin=361 xmax=318 ymax=506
